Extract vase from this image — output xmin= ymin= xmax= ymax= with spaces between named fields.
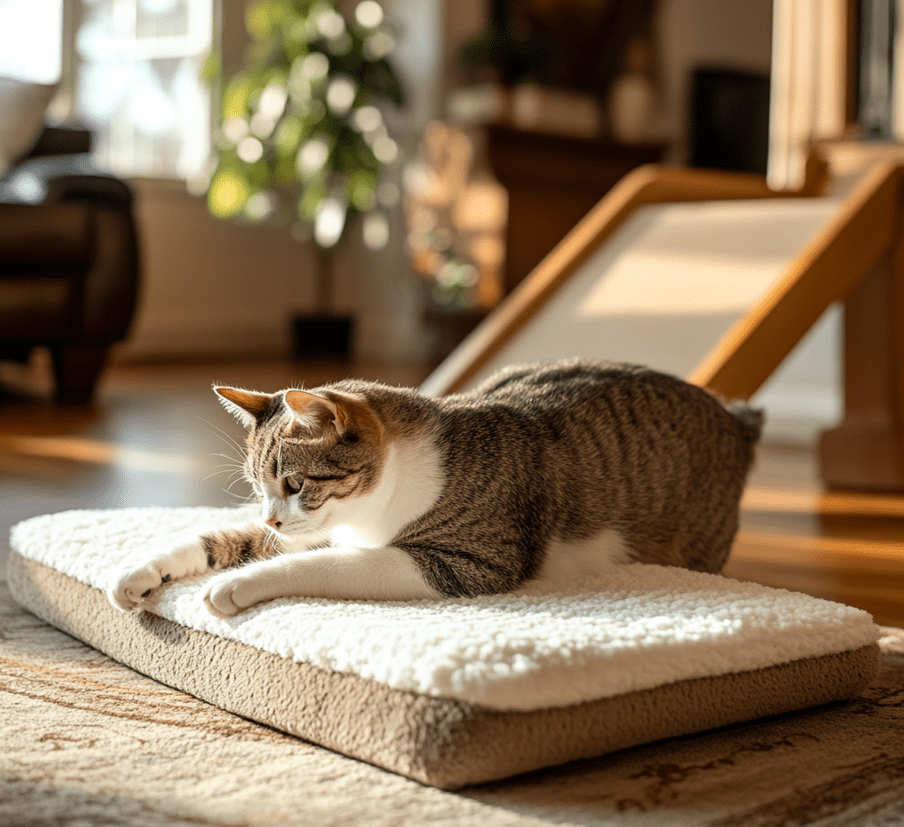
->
xmin=291 ymin=314 xmax=354 ymax=360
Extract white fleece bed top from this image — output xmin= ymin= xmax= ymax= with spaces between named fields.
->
xmin=10 ymin=506 xmax=880 ymax=712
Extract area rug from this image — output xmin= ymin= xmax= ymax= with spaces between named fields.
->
xmin=2 ymin=577 xmax=903 ymax=826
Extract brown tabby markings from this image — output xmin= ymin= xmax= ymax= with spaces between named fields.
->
xmin=201 ymin=526 xmax=279 ymax=570
xmin=203 ymin=360 xmax=762 ymax=598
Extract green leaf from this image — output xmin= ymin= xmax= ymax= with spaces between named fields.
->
xmin=299 ymin=179 xmax=328 ymax=220
xmin=349 ymin=170 xmax=377 ymax=210
xmin=245 ymin=0 xmax=274 ymax=41
xmin=201 ymin=50 xmax=221 ymax=87
xmin=274 ymin=153 xmax=297 ymax=184
xmin=274 ymin=115 xmax=304 ymax=155
xmin=208 ymin=165 xmax=253 ymax=218
xmin=222 ymin=76 xmax=251 ymax=118
xmin=206 ymin=0 xmax=407 ymax=251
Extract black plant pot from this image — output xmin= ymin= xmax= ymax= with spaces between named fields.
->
xmin=291 ymin=314 xmax=355 ymax=360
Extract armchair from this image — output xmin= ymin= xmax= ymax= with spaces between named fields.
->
xmin=0 ymin=125 xmax=140 ymax=404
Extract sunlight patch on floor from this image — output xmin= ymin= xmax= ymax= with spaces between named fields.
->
xmin=743 ymin=485 xmax=904 ymax=518
xmin=0 ymin=435 xmax=197 ymax=475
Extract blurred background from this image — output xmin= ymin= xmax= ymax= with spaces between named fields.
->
xmin=0 ymin=0 xmax=783 ymax=369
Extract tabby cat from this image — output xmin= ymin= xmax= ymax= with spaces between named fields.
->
xmin=107 ymin=359 xmax=762 ymax=617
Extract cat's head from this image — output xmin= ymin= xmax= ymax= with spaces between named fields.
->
xmin=214 ymin=385 xmax=385 ymax=534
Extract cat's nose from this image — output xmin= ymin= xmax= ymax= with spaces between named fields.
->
xmin=265 ymin=517 xmax=282 ymax=529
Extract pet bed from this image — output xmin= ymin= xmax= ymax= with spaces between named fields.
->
xmin=7 ymin=505 xmax=881 ymax=789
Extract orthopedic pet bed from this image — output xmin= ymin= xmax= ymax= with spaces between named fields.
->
xmin=8 ymin=506 xmax=881 ymax=789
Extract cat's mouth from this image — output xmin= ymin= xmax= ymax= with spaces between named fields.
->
xmin=266 ymin=516 xmax=332 ymax=543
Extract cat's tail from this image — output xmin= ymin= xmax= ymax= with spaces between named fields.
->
xmin=725 ymin=402 xmax=765 ymax=446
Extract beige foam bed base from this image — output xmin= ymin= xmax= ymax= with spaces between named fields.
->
xmin=7 ymin=549 xmax=880 ymax=790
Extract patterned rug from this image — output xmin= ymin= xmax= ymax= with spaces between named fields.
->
xmin=2 ymin=578 xmax=903 ymax=827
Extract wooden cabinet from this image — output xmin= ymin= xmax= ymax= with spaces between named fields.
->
xmin=485 ymin=125 xmax=666 ymax=293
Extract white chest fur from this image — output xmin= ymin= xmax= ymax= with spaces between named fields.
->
xmin=325 ymin=436 xmax=444 ymax=549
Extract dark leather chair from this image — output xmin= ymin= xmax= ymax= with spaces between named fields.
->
xmin=0 ymin=126 xmax=140 ymax=404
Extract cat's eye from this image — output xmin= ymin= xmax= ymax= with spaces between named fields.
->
xmin=284 ymin=477 xmax=302 ymax=495
xmin=306 ymin=472 xmax=348 ymax=482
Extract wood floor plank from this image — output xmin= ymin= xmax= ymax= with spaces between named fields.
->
xmin=743 ymin=485 xmax=904 ymax=517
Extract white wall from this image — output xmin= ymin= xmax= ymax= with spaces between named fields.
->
xmin=753 ymin=306 xmax=842 ymax=443
xmin=122 ymin=179 xmax=313 ymax=360
xmin=123 ymin=178 xmax=431 ymax=364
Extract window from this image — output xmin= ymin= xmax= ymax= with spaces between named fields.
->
xmin=76 ymin=0 xmax=213 ymax=178
xmin=0 ymin=0 xmax=63 ymax=83
xmin=0 ymin=0 xmax=213 ymax=179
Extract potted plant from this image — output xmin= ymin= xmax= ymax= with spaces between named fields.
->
xmin=204 ymin=0 xmax=405 ymax=358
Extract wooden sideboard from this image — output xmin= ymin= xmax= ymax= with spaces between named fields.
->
xmin=485 ymin=125 xmax=667 ymax=293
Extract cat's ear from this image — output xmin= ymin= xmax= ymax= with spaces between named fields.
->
xmin=283 ymin=390 xmax=350 ymax=437
xmin=214 ymin=386 xmax=275 ymax=428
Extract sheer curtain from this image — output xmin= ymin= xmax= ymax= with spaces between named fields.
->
xmin=767 ymin=0 xmax=848 ymax=190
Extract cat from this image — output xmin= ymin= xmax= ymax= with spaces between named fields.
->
xmin=107 ymin=359 xmax=763 ymax=617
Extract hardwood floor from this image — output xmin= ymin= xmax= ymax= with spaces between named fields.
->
xmin=734 ymin=444 xmax=904 ymax=626
xmin=1 ymin=354 xmax=902 ymax=626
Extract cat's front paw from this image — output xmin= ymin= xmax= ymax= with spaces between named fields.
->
xmin=107 ymin=537 xmax=208 ymax=612
xmin=107 ymin=565 xmax=169 ymax=612
xmin=200 ymin=570 xmax=264 ymax=618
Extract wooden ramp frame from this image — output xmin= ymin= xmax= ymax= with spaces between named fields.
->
xmin=423 ymin=156 xmax=904 ymax=492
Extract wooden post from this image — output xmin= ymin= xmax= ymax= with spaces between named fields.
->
xmin=819 ymin=215 xmax=904 ymax=490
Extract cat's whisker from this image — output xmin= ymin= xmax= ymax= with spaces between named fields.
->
xmin=208 ymin=453 xmax=247 ymax=471
xmin=219 ymin=487 xmax=255 ymax=503
xmin=224 ymin=475 xmax=251 ymax=495
xmin=209 ymin=452 xmax=244 ymax=463
xmin=198 ymin=415 xmax=246 ymax=447
xmin=214 ymin=464 xmax=246 ymax=481
xmin=203 ymin=469 xmax=236 ymax=482
xmin=203 ymin=465 xmax=245 ymax=480
xmin=203 ymin=440 xmax=246 ymax=468
xmin=198 ymin=418 xmax=248 ymax=460
xmin=218 ymin=474 xmax=254 ymax=503
xmin=219 ymin=462 xmax=246 ymax=479
xmin=262 ymin=526 xmax=288 ymax=556
xmin=203 ymin=462 xmax=246 ymax=480
xmin=205 ymin=458 xmax=246 ymax=476
xmin=210 ymin=459 xmax=244 ymax=469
